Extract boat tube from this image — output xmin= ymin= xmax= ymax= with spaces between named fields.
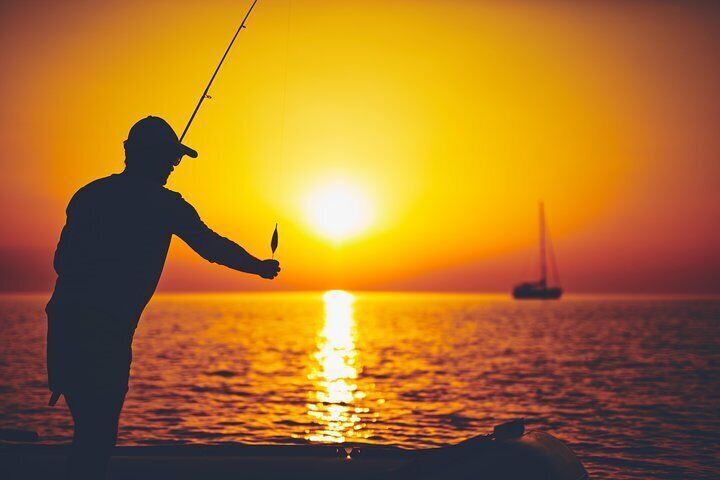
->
xmin=0 ymin=420 xmax=588 ymax=480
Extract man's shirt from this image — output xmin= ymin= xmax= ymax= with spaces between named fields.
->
xmin=47 ymin=171 xmax=251 ymax=339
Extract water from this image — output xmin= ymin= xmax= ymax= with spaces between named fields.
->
xmin=1 ymin=292 xmax=719 ymax=479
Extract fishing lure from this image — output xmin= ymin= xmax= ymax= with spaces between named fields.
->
xmin=271 ymin=223 xmax=279 ymax=259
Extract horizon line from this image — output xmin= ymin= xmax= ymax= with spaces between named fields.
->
xmin=1 ymin=290 xmax=719 ymax=298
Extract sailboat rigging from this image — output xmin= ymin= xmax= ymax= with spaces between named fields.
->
xmin=513 ymin=202 xmax=563 ymax=300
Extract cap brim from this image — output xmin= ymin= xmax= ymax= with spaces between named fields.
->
xmin=179 ymin=143 xmax=198 ymax=158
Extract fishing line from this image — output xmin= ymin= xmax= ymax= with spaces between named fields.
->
xmin=175 ymin=0 xmax=287 ymax=258
xmin=178 ymin=0 xmax=259 ymax=195
xmin=279 ymin=0 xmax=293 ymax=167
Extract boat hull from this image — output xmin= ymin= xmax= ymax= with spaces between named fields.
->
xmin=513 ymin=285 xmax=563 ymax=300
xmin=1 ymin=431 xmax=587 ymax=480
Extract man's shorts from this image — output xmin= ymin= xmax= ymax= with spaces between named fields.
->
xmin=47 ymin=305 xmax=132 ymax=394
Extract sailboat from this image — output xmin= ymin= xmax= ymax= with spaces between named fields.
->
xmin=513 ymin=202 xmax=563 ymax=300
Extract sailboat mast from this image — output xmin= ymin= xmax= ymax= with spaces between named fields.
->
xmin=539 ymin=201 xmax=547 ymax=287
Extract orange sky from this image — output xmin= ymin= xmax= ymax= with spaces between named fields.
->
xmin=1 ymin=0 xmax=718 ymax=293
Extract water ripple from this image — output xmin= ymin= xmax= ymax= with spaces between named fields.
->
xmin=1 ymin=293 xmax=719 ymax=479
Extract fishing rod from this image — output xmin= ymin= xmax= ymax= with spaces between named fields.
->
xmin=177 ymin=0 xmax=279 ymax=260
xmin=180 ymin=0 xmax=260 ymax=142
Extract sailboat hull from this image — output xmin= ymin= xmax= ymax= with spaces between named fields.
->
xmin=512 ymin=285 xmax=563 ymax=300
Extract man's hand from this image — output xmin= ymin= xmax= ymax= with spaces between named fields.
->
xmin=257 ymin=259 xmax=281 ymax=280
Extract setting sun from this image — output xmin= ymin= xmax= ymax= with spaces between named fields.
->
xmin=303 ymin=180 xmax=373 ymax=243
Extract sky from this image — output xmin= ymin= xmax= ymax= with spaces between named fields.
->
xmin=0 ymin=0 xmax=718 ymax=293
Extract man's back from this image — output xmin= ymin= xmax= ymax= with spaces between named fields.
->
xmin=48 ymin=172 xmax=183 ymax=328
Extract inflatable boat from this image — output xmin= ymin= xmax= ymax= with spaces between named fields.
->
xmin=0 ymin=420 xmax=588 ymax=479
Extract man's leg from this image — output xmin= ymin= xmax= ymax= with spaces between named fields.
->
xmin=65 ymin=389 xmax=126 ymax=480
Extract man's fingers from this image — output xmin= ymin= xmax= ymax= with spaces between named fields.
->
xmin=259 ymin=259 xmax=281 ymax=279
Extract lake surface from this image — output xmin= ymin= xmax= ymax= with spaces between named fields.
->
xmin=1 ymin=292 xmax=719 ymax=479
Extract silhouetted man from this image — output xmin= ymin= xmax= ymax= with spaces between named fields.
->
xmin=46 ymin=116 xmax=281 ymax=479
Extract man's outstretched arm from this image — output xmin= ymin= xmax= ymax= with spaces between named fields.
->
xmin=172 ymin=197 xmax=280 ymax=279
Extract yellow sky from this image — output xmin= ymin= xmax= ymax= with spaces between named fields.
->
xmin=1 ymin=1 xmax=718 ymax=292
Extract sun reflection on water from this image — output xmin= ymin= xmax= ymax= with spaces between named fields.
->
xmin=306 ymin=290 xmax=370 ymax=443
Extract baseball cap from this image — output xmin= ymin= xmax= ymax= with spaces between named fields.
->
xmin=124 ymin=116 xmax=198 ymax=158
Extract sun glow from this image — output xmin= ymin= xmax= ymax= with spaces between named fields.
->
xmin=304 ymin=180 xmax=373 ymax=243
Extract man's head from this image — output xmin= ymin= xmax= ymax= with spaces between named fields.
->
xmin=123 ymin=116 xmax=198 ymax=185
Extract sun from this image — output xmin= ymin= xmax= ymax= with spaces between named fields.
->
xmin=304 ymin=180 xmax=373 ymax=242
